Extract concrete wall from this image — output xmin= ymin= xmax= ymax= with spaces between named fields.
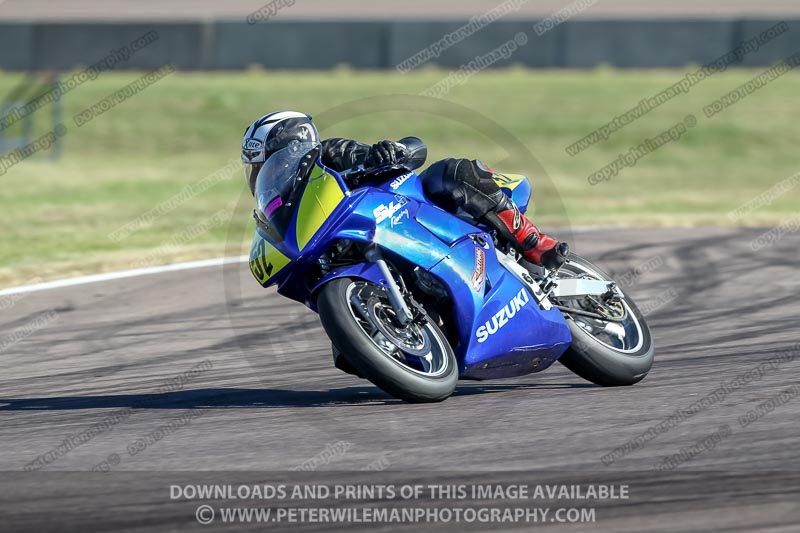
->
xmin=0 ymin=19 xmax=797 ymax=71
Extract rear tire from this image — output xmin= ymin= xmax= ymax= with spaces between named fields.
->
xmin=317 ymin=278 xmax=458 ymax=403
xmin=557 ymin=255 xmax=654 ymax=386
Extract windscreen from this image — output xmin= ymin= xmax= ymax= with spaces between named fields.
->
xmin=253 ymin=141 xmax=319 ymax=242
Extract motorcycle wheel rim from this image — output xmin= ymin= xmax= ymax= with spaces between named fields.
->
xmin=345 ymin=281 xmax=451 ymax=377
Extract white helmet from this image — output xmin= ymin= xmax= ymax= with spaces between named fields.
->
xmin=242 ymin=111 xmax=320 ymax=192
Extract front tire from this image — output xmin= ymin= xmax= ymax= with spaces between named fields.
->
xmin=317 ymin=278 xmax=458 ymax=403
xmin=556 ymin=254 xmax=655 ymax=386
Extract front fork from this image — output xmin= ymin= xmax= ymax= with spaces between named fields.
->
xmin=364 ymin=247 xmax=415 ymax=325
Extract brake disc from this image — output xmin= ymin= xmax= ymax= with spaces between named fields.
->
xmin=594 ymin=298 xmax=627 ymax=320
xmin=366 ymin=295 xmax=432 ymax=357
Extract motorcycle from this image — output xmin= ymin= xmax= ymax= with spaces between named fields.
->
xmin=248 ymin=137 xmax=654 ymax=402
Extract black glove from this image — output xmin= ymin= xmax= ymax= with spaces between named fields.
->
xmin=365 ymin=140 xmax=408 ymax=168
xmin=541 ymin=242 xmax=570 ymax=270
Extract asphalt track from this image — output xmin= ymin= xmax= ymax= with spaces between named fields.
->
xmin=1 ymin=227 xmax=799 ymax=531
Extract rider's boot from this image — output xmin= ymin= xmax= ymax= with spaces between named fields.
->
xmin=482 ymin=193 xmax=569 ymax=270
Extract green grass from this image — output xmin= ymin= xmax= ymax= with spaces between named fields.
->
xmin=0 ymin=68 xmax=798 ymax=286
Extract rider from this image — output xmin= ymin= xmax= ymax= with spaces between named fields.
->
xmin=242 ymin=111 xmax=569 ymax=270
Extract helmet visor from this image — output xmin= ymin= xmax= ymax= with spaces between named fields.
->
xmin=243 ymin=162 xmax=262 ymax=194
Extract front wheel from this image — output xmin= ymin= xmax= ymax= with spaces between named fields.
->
xmin=554 ymin=254 xmax=655 ymax=386
xmin=317 ymin=278 xmax=458 ymax=403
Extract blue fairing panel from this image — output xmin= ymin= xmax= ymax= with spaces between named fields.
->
xmin=427 ymin=235 xmax=571 ymax=379
xmin=261 ymin=166 xmax=571 ymax=380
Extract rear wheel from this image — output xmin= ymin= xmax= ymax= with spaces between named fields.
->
xmin=555 ymin=254 xmax=654 ymax=386
xmin=317 ymin=278 xmax=458 ymax=403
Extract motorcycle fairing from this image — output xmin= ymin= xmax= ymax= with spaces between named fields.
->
xmin=492 ymin=172 xmax=532 ymax=214
xmin=294 ymin=164 xmax=347 ymax=250
xmin=250 ymin=160 xmax=571 ymax=379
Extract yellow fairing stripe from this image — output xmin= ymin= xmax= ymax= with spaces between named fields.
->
xmin=492 ymin=173 xmax=527 ymax=191
xmin=250 ymin=233 xmax=292 ymax=284
xmin=295 ymin=165 xmax=346 ymax=250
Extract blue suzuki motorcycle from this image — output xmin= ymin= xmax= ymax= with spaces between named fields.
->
xmin=249 ymin=138 xmax=654 ymax=402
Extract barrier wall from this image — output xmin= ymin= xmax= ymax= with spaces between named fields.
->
xmin=0 ymin=19 xmax=797 ymax=71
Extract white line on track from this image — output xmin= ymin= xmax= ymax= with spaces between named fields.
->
xmin=0 ymin=227 xmax=613 ymax=297
xmin=0 ymin=256 xmax=249 ymax=297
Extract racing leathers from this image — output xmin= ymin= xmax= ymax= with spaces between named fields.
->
xmin=320 ymin=138 xmax=569 ymax=270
